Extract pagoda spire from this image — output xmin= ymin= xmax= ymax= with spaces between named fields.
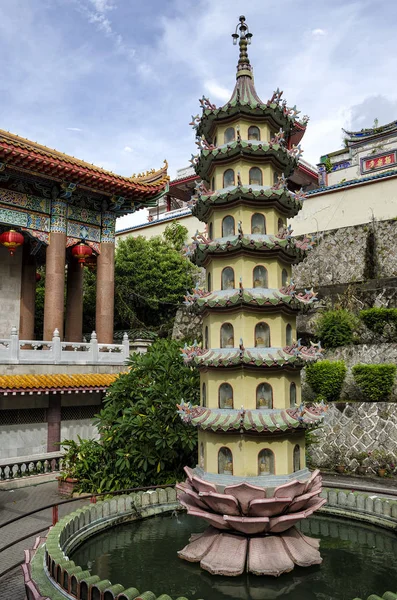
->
xmin=232 ymin=15 xmax=253 ymax=79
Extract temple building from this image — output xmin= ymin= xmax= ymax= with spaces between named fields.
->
xmin=0 ymin=130 xmax=168 ymax=465
xmin=177 ymin=17 xmax=326 ymax=577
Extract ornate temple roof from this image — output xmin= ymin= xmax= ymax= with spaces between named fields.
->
xmin=191 ymin=184 xmax=304 ymax=221
xmin=184 ymin=285 xmax=317 ymax=313
xmin=0 ymin=373 xmax=119 ymax=394
xmin=177 ymin=405 xmax=326 ymax=433
xmin=191 ymin=232 xmax=313 ymax=266
xmin=0 ymin=129 xmax=169 ymax=205
xmin=182 ymin=342 xmax=322 ymax=370
xmin=343 ymin=119 xmax=397 ymax=143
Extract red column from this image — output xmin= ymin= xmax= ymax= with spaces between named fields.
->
xmin=47 ymin=395 xmax=61 ymax=452
xmin=96 ymin=242 xmax=115 ymax=343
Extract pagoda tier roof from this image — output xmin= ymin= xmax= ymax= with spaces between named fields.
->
xmin=0 ymin=129 xmax=169 ymax=208
xmin=184 ymin=285 xmax=317 ymax=313
xmin=182 ymin=343 xmax=322 ymax=370
xmin=193 ymin=139 xmax=297 ymax=181
xmin=177 ymin=405 xmax=325 ymax=433
xmin=192 ymin=185 xmax=303 ymax=221
xmin=0 ymin=373 xmax=119 ymax=394
xmin=191 ymin=233 xmax=312 ymax=267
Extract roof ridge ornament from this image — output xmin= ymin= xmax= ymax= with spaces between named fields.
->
xmin=232 ymin=15 xmax=253 ymax=80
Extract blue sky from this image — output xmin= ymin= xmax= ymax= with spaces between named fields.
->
xmin=1 ymin=0 xmax=397 ymax=227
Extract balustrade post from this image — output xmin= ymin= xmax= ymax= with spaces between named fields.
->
xmin=122 ymin=332 xmax=129 ymax=360
xmin=10 ymin=326 xmax=19 ymax=361
xmin=90 ymin=331 xmax=99 ymax=363
xmin=52 ymin=329 xmax=61 ymax=363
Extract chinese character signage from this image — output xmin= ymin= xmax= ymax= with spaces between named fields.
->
xmin=361 ymin=151 xmax=397 ymax=174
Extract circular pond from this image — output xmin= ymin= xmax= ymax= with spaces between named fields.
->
xmin=71 ymin=513 xmax=397 ymax=600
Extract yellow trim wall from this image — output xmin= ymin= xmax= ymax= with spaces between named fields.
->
xmin=206 ymin=255 xmax=292 ymax=290
xmin=214 ymin=121 xmax=273 ymax=145
xmin=208 ymin=204 xmax=286 ymax=238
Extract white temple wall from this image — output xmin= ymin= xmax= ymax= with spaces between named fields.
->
xmin=0 ymin=422 xmax=47 ymax=459
xmin=60 ymin=419 xmax=99 ymax=443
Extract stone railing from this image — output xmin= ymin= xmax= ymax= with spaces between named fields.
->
xmin=0 ymin=327 xmax=129 ymax=365
xmin=319 ymin=487 xmax=397 ymax=529
xmin=0 ymin=451 xmax=64 ymax=481
xmin=24 ymin=487 xmax=191 ymax=600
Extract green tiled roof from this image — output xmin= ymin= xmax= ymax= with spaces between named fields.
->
xmin=192 ymin=186 xmax=302 ymax=221
xmin=183 ymin=346 xmax=318 ymax=369
xmin=189 ymin=287 xmax=316 ymax=312
xmin=194 ymin=140 xmax=296 ymax=180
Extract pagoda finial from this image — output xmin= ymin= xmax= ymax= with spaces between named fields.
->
xmin=232 ymin=15 xmax=253 ymax=79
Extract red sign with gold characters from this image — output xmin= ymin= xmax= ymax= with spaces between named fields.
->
xmin=361 ymin=151 xmax=397 ymax=174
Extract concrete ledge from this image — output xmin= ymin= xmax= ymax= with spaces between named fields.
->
xmin=0 ymin=471 xmax=60 ymax=490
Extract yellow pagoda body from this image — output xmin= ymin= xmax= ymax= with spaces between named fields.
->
xmin=177 ymin=17 xmax=326 ymax=577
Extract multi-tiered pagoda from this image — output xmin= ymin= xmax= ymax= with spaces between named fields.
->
xmin=177 ymin=16 xmax=326 ymax=577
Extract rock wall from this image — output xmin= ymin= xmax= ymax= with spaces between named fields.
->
xmin=172 ymin=306 xmax=202 ymax=341
xmin=308 ymin=401 xmax=397 ymax=471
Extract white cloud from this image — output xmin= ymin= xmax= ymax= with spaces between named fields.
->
xmin=312 ymin=28 xmax=326 ymax=36
xmin=204 ymin=80 xmax=231 ymax=102
xmin=88 ymin=0 xmax=115 ymax=13
xmin=123 ymin=146 xmax=132 ymax=152
xmin=67 ymin=127 xmax=83 ymax=132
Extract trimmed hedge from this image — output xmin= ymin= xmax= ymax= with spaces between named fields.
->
xmin=352 ymin=363 xmax=396 ymax=401
xmin=360 ymin=307 xmax=397 ymax=336
xmin=305 ymin=360 xmax=347 ymax=402
xmin=315 ymin=309 xmax=357 ymax=348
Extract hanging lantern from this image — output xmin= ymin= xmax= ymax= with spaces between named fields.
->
xmin=0 ymin=229 xmax=24 ymax=256
xmin=71 ymin=242 xmax=93 ymax=267
xmin=35 ymin=272 xmax=42 ymax=283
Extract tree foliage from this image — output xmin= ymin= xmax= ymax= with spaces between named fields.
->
xmin=305 ymin=360 xmax=347 ymax=402
xmin=163 ymin=221 xmax=189 ymax=251
xmin=352 ymin=363 xmax=396 ymax=402
xmin=315 ymin=309 xmax=358 ymax=348
xmin=60 ymin=339 xmax=200 ymax=493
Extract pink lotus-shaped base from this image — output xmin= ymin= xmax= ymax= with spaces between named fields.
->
xmin=177 ymin=467 xmax=325 ymax=576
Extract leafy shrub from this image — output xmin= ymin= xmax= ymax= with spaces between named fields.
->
xmin=315 ymin=309 xmax=357 ymax=348
xmin=352 ymin=363 xmax=396 ymax=401
xmin=360 ymin=308 xmax=397 ymax=338
xmin=305 ymin=360 xmax=347 ymax=402
xmin=60 ymin=339 xmax=200 ymax=493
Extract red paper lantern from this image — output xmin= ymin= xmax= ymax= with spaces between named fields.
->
xmin=35 ymin=272 xmax=42 ymax=282
xmin=0 ymin=229 xmax=24 ymax=256
xmin=71 ymin=242 xmax=93 ymax=267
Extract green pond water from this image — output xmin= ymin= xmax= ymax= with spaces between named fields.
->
xmin=71 ymin=513 xmax=397 ymax=600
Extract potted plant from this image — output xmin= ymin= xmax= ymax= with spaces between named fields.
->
xmin=330 ymin=447 xmax=347 ymax=474
xmin=371 ymin=449 xmax=395 ymax=477
xmin=57 ymin=439 xmax=80 ymax=496
xmin=351 ymin=451 xmax=369 ymax=476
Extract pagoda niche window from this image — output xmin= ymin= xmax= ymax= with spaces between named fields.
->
xmin=249 ymin=167 xmax=263 ymax=186
xmin=278 ymin=217 xmax=284 ymax=232
xmin=208 ymin=222 xmax=213 ymax=240
xmin=286 ymin=323 xmax=293 ymax=345
xmin=199 ymin=442 xmax=205 ymax=469
xmin=290 ymin=382 xmax=297 ymax=407
xmin=202 ymin=382 xmax=207 ymax=407
xmin=251 ymin=213 xmax=266 ymax=234
xmin=211 ymin=177 xmax=215 ymax=191
xmin=221 ymin=266 xmax=235 ymax=290
xmin=218 ymin=447 xmax=233 ymax=475
xmin=222 ymin=215 xmax=235 ymax=237
xmin=204 ymin=326 xmax=209 ymax=349
xmin=220 ymin=323 xmax=234 ymax=348
xmin=207 ymin=272 xmax=211 ymax=292
xmin=293 ymin=444 xmax=301 ymax=472
xmin=256 ymin=383 xmax=273 ymax=409
xmin=255 ymin=322 xmax=270 ymax=347
xmin=253 ymin=265 xmax=268 ymax=288
xmin=224 ymin=127 xmax=236 ymax=144
xmin=281 ymin=268 xmax=288 ymax=287
xmin=223 ymin=169 xmax=235 ymax=188
xmin=258 ymin=449 xmax=275 ymax=476
xmin=248 ymin=126 xmax=260 ymax=141
xmin=219 ymin=383 xmax=234 ymax=409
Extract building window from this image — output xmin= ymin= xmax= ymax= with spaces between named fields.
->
xmin=248 ymin=126 xmax=260 ymax=141
xmin=208 ymin=222 xmax=213 ymax=240
xmin=253 ymin=265 xmax=268 ymax=288
xmin=258 ymin=449 xmax=275 ymax=475
xmin=293 ymin=444 xmax=301 ymax=472
xmin=281 ymin=268 xmax=288 ymax=287
xmin=278 ymin=217 xmax=284 ymax=232
xmin=255 ymin=322 xmax=270 ymax=347
xmin=256 ymin=383 xmax=273 ymax=409
xmin=202 ymin=382 xmax=207 ymax=407
xmin=222 ymin=215 xmax=235 ymax=237
xmin=224 ymin=127 xmax=235 ymax=144
xmin=286 ymin=324 xmax=293 ymax=345
xmin=251 ymin=213 xmax=266 ymax=234
xmin=249 ymin=167 xmax=263 ymax=186
xmin=218 ymin=447 xmax=233 ymax=475
xmin=219 ymin=383 xmax=234 ymax=409
xmin=211 ymin=177 xmax=215 ymax=191
xmin=199 ymin=442 xmax=205 ymax=469
xmin=221 ymin=267 xmax=235 ymax=290
xmin=290 ymin=382 xmax=297 ymax=407
xmin=220 ymin=323 xmax=234 ymax=348
xmin=223 ymin=169 xmax=235 ymax=188
xmin=204 ymin=326 xmax=209 ymax=349
xmin=273 ymin=171 xmax=280 ymax=185
xmin=207 ymin=272 xmax=211 ymax=292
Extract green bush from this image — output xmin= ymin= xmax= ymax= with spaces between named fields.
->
xmin=360 ymin=308 xmax=397 ymax=336
xmin=315 ymin=309 xmax=357 ymax=348
xmin=305 ymin=360 xmax=347 ymax=402
xmin=352 ymin=363 xmax=396 ymax=401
